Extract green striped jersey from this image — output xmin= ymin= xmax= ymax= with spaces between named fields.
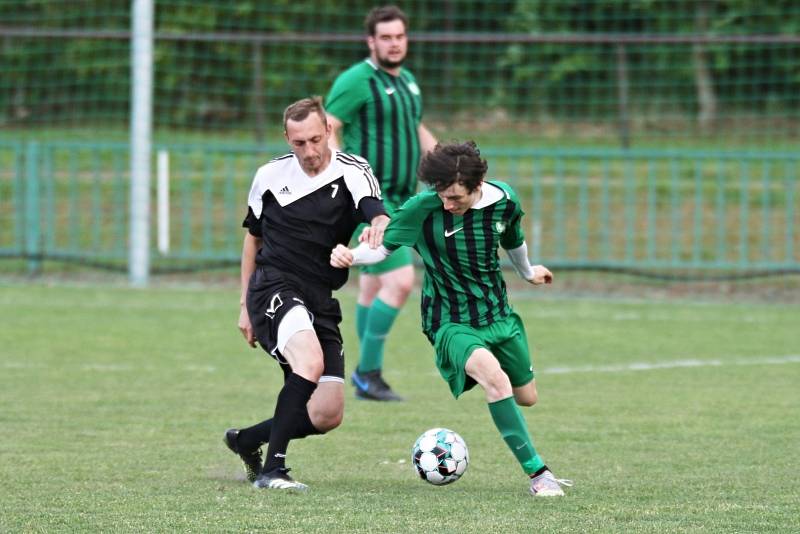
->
xmin=383 ymin=181 xmax=526 ymax=337
xmin=325 ymin=59 xmax=423 ymax=206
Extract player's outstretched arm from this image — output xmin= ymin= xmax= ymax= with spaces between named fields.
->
xmin=239 ymin=233 xmax=262 ymax=347
xmin=505 ymin=241 xmax=553 ymax=285
xmin=418 ymin=123 xmax=438 ymax=155
xmin=330 ymin=241 xmax=391 ymax=269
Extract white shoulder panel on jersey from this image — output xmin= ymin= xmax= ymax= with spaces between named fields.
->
xmin=247 ymin=152 xmax=379 ymax=215
xmin=472 ymin=181 xmax=506 ymax=210
xmin=336 ymin=152 xmax=382 ymax=208
xmin=247 ymin=154 xmax=294 ymax=218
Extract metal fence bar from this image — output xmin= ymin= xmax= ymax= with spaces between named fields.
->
xmin=6 ymin=141 xmax=799 ymax=274
xmin=692 ymin=160 xmax=702 ymax=265
xmin=24 ymin=142 xmax=40 ymax=273
xmin=786 ymin=166 xmax=796 ymax=264
xmin=646 ymin=160 xmax=656 ymax=263
xmin=739 ymin=162 xmax=751 ymax=267
xmin=760 ymin=162 xmax=772 ymax=262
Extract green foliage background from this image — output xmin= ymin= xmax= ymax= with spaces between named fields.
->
xmin=1 ymin=0 xmax=798 ymax=144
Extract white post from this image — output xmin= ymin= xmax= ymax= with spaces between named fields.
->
xmin=157 ymin=149 xmax=170 ymax=255
xmin=129 ymin=0 xmax=154 ymax=286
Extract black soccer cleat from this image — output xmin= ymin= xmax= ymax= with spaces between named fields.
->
xmin=253 ymin=467 xmax=308 ymax=491
xmin=223 ymin=428 xmax=263 ymax=483
xmin=351 ymin=369 xmax=404 ymax=401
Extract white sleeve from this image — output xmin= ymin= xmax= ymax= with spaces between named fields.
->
xmin=350 ymin=242 xmax=392 ymax=266
xmin=247 ymin=165 xmax=270 ymax=218
xmin=340 ymin=153 xmax=382 ymax=208
xmin=505 ymin=242 xmax=535 ymax=281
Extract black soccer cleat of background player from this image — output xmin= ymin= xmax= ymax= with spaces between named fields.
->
xmin=351 ymin=369 xmax=404 ymax=401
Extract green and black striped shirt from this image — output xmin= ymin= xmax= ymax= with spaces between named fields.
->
xmin=383 ymin=181 xmax=526 ymax=338
xmin=326 ymin=59 xmax=423 ymax=208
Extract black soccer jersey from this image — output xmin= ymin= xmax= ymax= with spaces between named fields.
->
xmin=243 ymin=151 xmax=384 ymax=290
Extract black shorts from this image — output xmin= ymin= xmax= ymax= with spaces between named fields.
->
xmin=246 ymin=267 xmax=345 ymax=381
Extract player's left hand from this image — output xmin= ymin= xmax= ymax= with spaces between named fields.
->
xmin=529 ymin=265 xmax=553 ymax=285
xmin=360 ymin=214 xmax=389 ymax=249
xmin=330 ymin=244 xmax=354 ymax=268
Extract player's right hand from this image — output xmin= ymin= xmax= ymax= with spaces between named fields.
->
xmin=529 ymin=265 xmax=553 ymax=285
xmin=330 ymin=244 xmax=354 ymax=268
xmin=238 ymin=306 xmax=257 ymax=348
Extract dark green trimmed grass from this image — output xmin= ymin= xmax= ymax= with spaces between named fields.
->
xmin=1 ymin=282 xmax=798 ymax=532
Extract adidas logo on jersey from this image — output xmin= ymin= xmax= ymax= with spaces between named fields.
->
xmin=278 ymin=186 xmax=291 ymax=195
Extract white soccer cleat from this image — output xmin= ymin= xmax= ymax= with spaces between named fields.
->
xmin=529 ymin=469 xmax=572 ymax=497
xmin=253 ymin=467 xmax=309 ymax=492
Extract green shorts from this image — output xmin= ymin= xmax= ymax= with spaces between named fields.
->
xmin=431 ymin=311 xmax=534 ymax=399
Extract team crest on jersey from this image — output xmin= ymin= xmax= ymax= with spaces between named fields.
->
xmin=495 ymin=221 xmax=507 ymax=233
xmin=407 ymin=82 xmax=421 ymax=95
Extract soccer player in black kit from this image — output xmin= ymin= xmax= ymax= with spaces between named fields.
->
xmin=224 ymin=97 xmax=388 ymax=491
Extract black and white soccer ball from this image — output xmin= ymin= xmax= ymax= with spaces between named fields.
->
xmin=411 ymin=428 xmax=469 ymax=485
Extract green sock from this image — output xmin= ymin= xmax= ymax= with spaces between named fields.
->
xmin=358 ymin=298 xmax=399 ymax=373
xmin=488 ymin=396 xmax=545 ymax=475
xmin=355 ymin=302 xmax=370 ymax=342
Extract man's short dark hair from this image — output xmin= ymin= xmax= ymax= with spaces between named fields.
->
xmin=283 ymin=96 xmax=327 ymax=130
xmin=365 ymin=5 xmax=408 ymax=36
xmin=418 ymin=141 xmax=488 ymax=193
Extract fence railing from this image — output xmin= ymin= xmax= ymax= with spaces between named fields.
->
xmin=1 ymin=140 xmax=797 ymax=276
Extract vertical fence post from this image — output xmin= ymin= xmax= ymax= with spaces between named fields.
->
xmin=129 ymin=0 xmax=154 ymax=286
xmin=24 ymin=141 xmax=41 ymax=275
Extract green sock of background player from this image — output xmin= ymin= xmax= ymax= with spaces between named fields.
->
xmin=488 ymin=396 xmax=546 ymax=475
xmin=357 ymin=298 xmax=400 ymax=373
xmin=355 ymin=302 xmax=369 ymax=341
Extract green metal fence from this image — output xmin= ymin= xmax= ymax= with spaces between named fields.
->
xmin=2 ymin=140 xmax=797 ymax=275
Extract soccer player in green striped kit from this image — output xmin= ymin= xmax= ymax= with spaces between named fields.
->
xmin=326 ymin=5 xmax=438 ymax=401
xmin=331 ymin=141 xmax=572 ymax=496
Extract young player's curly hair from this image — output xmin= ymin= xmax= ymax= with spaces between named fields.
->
xmin=418 ymin=141 xmax=488 ymax=193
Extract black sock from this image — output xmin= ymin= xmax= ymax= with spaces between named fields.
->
xmin=262 ymin=373 xmax=317 ymax=473
xmin=238 ymin=408 xmax=322 ymax=453
xmin=238 ymin=418 xmax=273 ymax=452
xmin=294 ymin=408 xmax=323 ymax=439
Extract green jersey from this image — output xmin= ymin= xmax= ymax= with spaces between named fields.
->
xmin=325 ymin=59 xmax=423 ymax=205
xmin=383 ymin=181 xmax=526 ymax=338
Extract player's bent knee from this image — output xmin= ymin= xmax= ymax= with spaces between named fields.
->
xmin=516 ymin=393 xmax=538 ymax=407
xmin=293 ymin=358 xmax=324 ymax=383
xmin=483 ymin=368 xmax=513 ymax=401
xmin=309 ymin=404 xmax=344 ymax=432
xmin=314 ymin=411 xmax=343 ymax=433
xmin=308 ymin=382 xmax=344 ymax=432
xmin=513 ymin=381 xmax=538 ymax=406
xmin=513 ymin=384 xmax=538 ymax=407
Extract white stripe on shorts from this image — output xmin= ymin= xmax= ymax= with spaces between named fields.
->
xmin=276 ymin=305 xmax=314 ymax=354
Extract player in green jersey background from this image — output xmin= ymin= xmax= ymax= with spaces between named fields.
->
xmin=326 ymin=5 xmax=437 ymax=402
xmin=330 ymin=141 xmax=572 ymax=497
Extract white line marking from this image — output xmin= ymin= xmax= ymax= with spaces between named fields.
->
xmin=542 ymin=355 xmax=800 ymax=375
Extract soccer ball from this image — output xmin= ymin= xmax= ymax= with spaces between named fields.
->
xmin=411 ymin=428 xmax=469 ymax=485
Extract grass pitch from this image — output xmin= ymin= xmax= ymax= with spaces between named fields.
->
xmin=1 ymin=282 xmax=798 ymax=533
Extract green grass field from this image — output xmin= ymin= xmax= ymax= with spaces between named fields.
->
xmin=1 ymin=282 xmax=798 ymax=533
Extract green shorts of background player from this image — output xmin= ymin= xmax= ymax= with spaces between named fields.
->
xmin=330 ymin=140 xmax=572 ymax=497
